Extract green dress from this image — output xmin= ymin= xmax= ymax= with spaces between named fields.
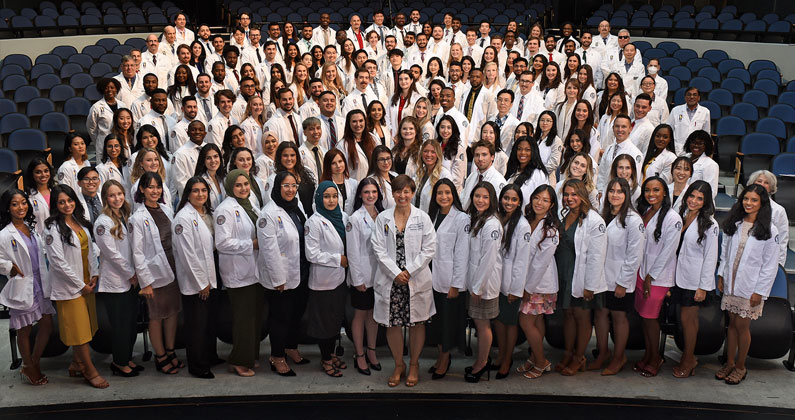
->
xmin=556 ymin=219 xmax=604 ymax=310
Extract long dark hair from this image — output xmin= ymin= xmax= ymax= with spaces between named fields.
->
xmin=497 ymin=184 xmax=523 ymax=253
xmin=134 ymin=171 xmax=165 ymax=204
xmin=467 ymin=181 xmax=498 ymax=236
xmin=480 ymin=120 xmax=502 ymax=152
xmin=636 ymin=176 xmax=671 ymax=242
xmin=641 ymin=124 xmax=676 ymax=172
xmin=177 ymin=176 xmax=213 ymax=214
xmin=111 ymin=108 xmax=135 ymax=152
xmin=679 ymin=180 xmax=715 ymax=245
xmin=352 ymin=177 xmax=385 ymax=213
xmin=320 ymin=149 xmax=349 ymax=181
xmin=342 ymin=109 xmax=376 ymax=171
xmin=45 ymin=184 xmax=91 ymax=245
xmin=523 ymin=184 xmax=560 ymax=250
xmin=167 ymin=64 xmax=197 ymax=100
xmin=609 ymin=153 xmax=639 ymax=191
xmin=194 ymin=143 xmax=226 ymax=179
xmin=221 ymin=125 xmax=245 ymax=166
xmin=533 ymin=110 xmax=558 ymax=147
xmin=101 ymin=133 xmax=128 ymax=167
xmin=23 ymin=157 xmax=56 ymax=195
xmin=64 ymin=131 xmax=89 ymax=162
xmin=561 ymin=128 xmax=590 ymax=173
xmin=227 ymin=147 xmax=259 ymax=176
xmin=275 ymin=141 xmax=314 ymax=186
xmin=505 ymin=136 xmax=547 ymax=185
xmin=538 ymin=62 xmax=561 ymax=91
xmin=565 ymin=100 xmax=595 ymax=141
xmin=598 ymin=72 xmax=626 ymax=116
xmin=721 ymin=183 xmax=772 ymax=241
xmin=427 ymin=178 xmax=463 ymax=222
xmin=436 ymin=114 xmax=461 ymax=161
xmin=133 ymin=124 xmax=170 ymax=161
xmin=601 ymin=177 xmax=633 ymax=228
xmin=366 ymin=145 xmax=392 ymax=178
xmin=390 ymin=69 xmax=419 ymax=106
xmin=0 ymin=189 xmax=36 ymax=231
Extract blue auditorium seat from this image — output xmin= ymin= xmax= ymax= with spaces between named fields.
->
xmin=689 ymin=77 xmax=712 ymax=94
xmin=39 ymin=112 xmax=70 ymax=133
xmin=0 ymin=65 xmax=25 ymax=80
xmin=35 ymin=74 xmax=61 ymax=91
xmin=51 ymin=45 xmax=77 ymax=60
xmin=658 ymin=57 xmax=680 ymax=72
xmin=672 ymin=48 xmax=697 ymax=62
xmin=780 ymin=92 xmax=795 ymax=107
xmin=669 ymin=66 xmax=691 ymax=81
xmin=771 ymin=154 xmax=795 ymax=176
xmin=13 ymin=86 xmax=40 ymax=106
xmin=656 ymin=43 xmax=679 ymax=56
xmin=34 ymin=54 xmax=62 ymax=71
xmin=3 ymin=54 xmax=32 ymax=71
xmin=69 ymin=53 xmax=95 ymax=68
xmin=59 ymin=63 xmax=83 ymax=79
xmin=708 ymin=88 xmax=735 ymax=108
xmin=1 ymin=75 xmax=27 ymax=95
xmin=69 ymin=73 xmax=94 ymax=91
xmin=685 ymin=58 xmax=710 ymax=73
xmin=702 ymin=49 xmax=728 ymax=64
xmin=756 ymin=117 xmax=787 ymax=140
xmin=749 ymin=60 xmax=777 ymax=76
xmin=0 ymin=113 xmax=30 ymax=137
xmin=89 ymin=63 xmax=113 ymax=78
xmin=730 ymin=103 xmax=759 ymax=123
xmin=726 ymin=68 xmax=751 ymax=85
xmin=742 ymin=90 xmax=770 ymax=112
xmin=698 ymin=67 xmax=721 ymax=85
xmin=769 ymin=104 xmax=795 ymax=124
xmin=643 ymin=48 xmax=667 ymax=60
xmin=49 ymin=85 xmax=76 ymax=106
xmin=756 ymin=69 xmax=781 ymax=85
xmin=96 ymin=38 xmax=120 ymax=50
xmin=0 ymin=149 xmax=19 ymax=173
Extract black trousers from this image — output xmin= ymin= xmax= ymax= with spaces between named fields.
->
xmin=264 ymin=288 xmax=295 ymax=357
xmin=99 ymin=289 xmax=138 ymax=366
xmin=181 ymin=289 xmax=220 ymax=373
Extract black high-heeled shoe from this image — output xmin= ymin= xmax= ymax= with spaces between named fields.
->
xmin=464 ymin=363 xmax=491 ymax=383
xmin=466 ymin=356 xmax=491 ymax=374
xmin=432 ymin=358 xmax=452 ymax=380
xmin=269 ymin=358 xmax=296 ymax=377
xmin=495 ymin=360 xmax=513 ymax=379
xmin=366 ymin=347 xmax=381 ymax=371
xmin=110 ymin=363 xmax=139 ymax=377
xmin=353 ymin=354 xmax=371 ymax=376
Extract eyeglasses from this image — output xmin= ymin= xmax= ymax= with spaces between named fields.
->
xmin=618 ymin=36 xmax=629 ymax=39
xmin=377 ymin=157 xmax=392 ymax=162
xmin=82 ymin=177 xmax=100 ymax=183
xmin=281 ymin=183 xmax=299 ymax=189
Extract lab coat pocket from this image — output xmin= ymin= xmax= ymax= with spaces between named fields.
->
xmin=0 ymin=275 xmax=32 ymax=310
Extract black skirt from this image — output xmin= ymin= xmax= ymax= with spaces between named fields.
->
xmin=671 ymin=286 xmax=709 ymax=307
xmin=605 ymin=291 xmax=636 ymax=312
xmin=350 ymin=286 xmax=375 ymax=310
xmin=306 ymin=282 xmax=348 ymax=340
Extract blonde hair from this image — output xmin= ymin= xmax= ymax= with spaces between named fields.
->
xmin=321 ymin=61 xmax=347 ymax=97
xmin=412 ymin=97 xmax=432 ymax=128
xmin=483 ymin=61 xmax=499 ymax=88
xmin=415 ymin=139 xmax=444 ymax=188
xmin=562 ymin=152 xmax=596 ymax=193
xmin=290 ymin=63 xmax=310 ymax=107
xmin=100 ymin=180 xmax=131 ymax=240
xmin=131 ymin=148 xmax=166 ymax=183
xmin=242 ymin=96 xmax=265 ymax=126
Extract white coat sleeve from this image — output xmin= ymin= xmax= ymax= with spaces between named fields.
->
xmin=371 ymin=217 xmax=402 ymax=280
xmin=717 ymin=229 xmax=730 ymax=280
xmin=617 ymin=220 xmax=646 ymax=289
xmin=774 ymin=208 xmax=789 ymax=267
xmin=471 ymin=226 xmax=501 ymax=296
xmin=754 ymin=232 xmax=781 ymax=298
xmin=0 ymin=235 xmax=14 ymax=276
xmin=214 ymin=208 xmax=253 ymax=254
xmin=699 ymin=224 xmax=720 ymax=291
xmin=345 ymin=219 xmax=367 ymax=287
xmin=584 ymin=219 xmax=608 ymax=292
xmin=450 ymin=149 xmax=467 ymax=193
xmin=304 ymin=220 xmax=342 ymax=267
xmin=450 ymin=216 xmax=470 ymax=290
xmin=86 ymin=105 xmax=100 ymax=146
xmin=526 ymin=229 xmax=558 ymax=292
xmin=130 ymin=217 xmax=156 ymax=288
xmin=94 ymin=221 xmax=133 ymax=278
xmin=173 ymin=217 xmax=210 ymax=290
xmin=404 ymin=214 xmax=436 ymax=277
xmin=509 ymin=225 xmax=531 ymax=297
xmin=647 ymin=214 xmax=680 ymax=281
xmin=544 ymin=138 xmax=562 ymax=175
xmin=258 ymin=213 xmax=286 ymax=287
xmin=45 ymin=229 xmax=85 ymax=295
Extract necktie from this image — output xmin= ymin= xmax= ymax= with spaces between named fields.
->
xmin=496 ymin=115 xmax=505 ymax=129
xmin=324 ymin=29 xmax=329 ymax=46
xmin=378 ymin=27 xmax=384 ymax=44
xmin=517 ymin=96 xmax=526 ymax=119
xmin=421 ymin=51 xmax=425 ymax=62
xmin=171 ymin=44 xmax=175 ymax=55
xmin=312 ymin=146 xmax=323 ymax=178
xmin=549 ymin=52 xmax=553 ymax=62
xmin=612 ymin=143 xmax=618 ymax=160
xmin=256 ymin=48 xmax=262 ymax=63
xmin=327 ymin=117 xmax=338 ymax=148
xmin=393 ymin=69 xmax=399 ymax=93
xmin=361 ymin=93 xmax=368 ymax=109
xmin=450 ymin=33 xmax=455 ymax=46
xmin=478 ymin=173 xmax=483 ymax=184
xmin=618 ymin=50 xmax=623 ymax=61
xmin=287 ymin=114 xmax=299 ymax=143
xmin=445 ymin=29 xmax=449 ymax=38
xmin=464 ymin=88 xmax=477 ymax=121
xmin=371 ymin=81 xmax=379 ymax=97
xmin=153 ymin=54 xmax=157 ymax=65
xmin=88 ymin=197 xmax=99 ymax=224
xmin=479 ymin=38 xmax=485 ymax=47
xmin=160 ymin=115 xmax=171 ymax=150
xmin=355 ymin=31 xmax=363 ymax=49
xmin=468 ymin=46 xmax=472 ymax=56
xmin=233 ymin=69 xmax=240 ymax=83
xmin=203 ymin=98 xmax=212 ymax=121
xmin=582 ymin=50 xmax=587 ymax=62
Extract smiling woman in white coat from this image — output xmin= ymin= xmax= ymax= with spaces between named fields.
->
xmin=634 ymin=176 xmax=681 ymax=378
xmin=346 ymin=178 xmax=385 ymax=376
xmin=671 ymin=181 xmax=718 ymax=379
xmin=305 ymin=181 xmax=351 ymax=378
xmin=319 ymin=150 xmax=359 ymax=215
xmin=371 ymin=175 xmax=436 ymax=388
xmin=56 ymin=133 xmax=92 ymax=194
xmin=518 ymin=185 xmax=560 ymax=380
xmin=412 ymin=140 xmax=452 ymax=213
xmin=131 ymin=172 xmax=183 ymax=376
xmin=173 ymin=177 xmax=219 ymax=379
xmin=23 ymin=158 xmax=56 ymax=236
xmin=716 ymin=184 xmax=780 ymax=385
xmin=44 ymin=185 xmax=106 ymax=388
xmin=0 ymin=189 xmax=55 ymax=385
xmin=425 ymin=179 xmax=469 ymax=380
xmin=94 ymin=181 xmax=140 ymax=378
xmin=215 ymin=170 xmax=263 ymax=377
xmin=464 ymin=181 xmax=503 ymax=383
xmin=593 ymin=178 xmax=645 ymax=376
xmin=555 ymin=179 xmax=607 ymax=377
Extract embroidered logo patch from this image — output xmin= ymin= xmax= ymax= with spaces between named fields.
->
xmin=96 ymin=225 xmax=106 ymax=236
xmin=346 ymin=222 xmax=352 ymax=232
xmin=258 ymin=218 xmax=267 ymax=228
xmin=490 ymin=230 xmax=499 ymax=240
xmin=523 ymin=232 xmax=531 ymax=242
xmin=216 ymin=215 xmax=226 ymax=225
xmin=175 ymin=224 xmax=183 ymax=234
xmin=598 ymin=223 xmax=606 ymax=233
xmin=464 ymin=224 xmax=471 ymax=233
xmin=304 ymin=225 xmax=310 ymax=235
xmin=46 ymin=235 xmax=53 ymax=245
xmin=675 ymin=221 xmax=682 ymax=230
xmin=639 ymin=223 xmax=645 ymax=233
xmin=57 ymin=172 xmax=65 ymax=181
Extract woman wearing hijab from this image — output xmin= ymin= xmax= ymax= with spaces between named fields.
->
xmin=214 ymin=169 xmax=263 ymax=377
xmin=304 ymin=181 xmax=349 ymax=377
xmin=257 ymin=171 xmax=310 ymax=377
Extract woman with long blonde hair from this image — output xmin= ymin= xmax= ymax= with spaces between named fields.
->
xmin=411 ymin=97 xmax=435 ymax=142
xmin=240 ymin=96 xmax=265 ymax=153
xmin=412 ymin=139 xmax=451 ymax=212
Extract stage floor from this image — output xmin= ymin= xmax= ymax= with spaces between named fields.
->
xmin=0 ymin=319 xmax=793 ymax=413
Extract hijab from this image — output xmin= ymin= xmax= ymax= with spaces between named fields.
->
xmin=271 ymin=171 xmax=306 ymax=225
xmin=314 ymin=180 xmax=345 ymax=241
xmin=224 ymin=169 xmax=258 ymax=224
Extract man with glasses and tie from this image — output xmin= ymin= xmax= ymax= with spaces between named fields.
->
xmin=488 ymin=89 xmax=521 ymax=153
xmin=206 ymin=89 xmax=238 ymax=147
xmin=77 ymin=167 xmax=103 ymax=226
xmin=114 ymin=55 xmax=144 ymax=106
xmin=265 ymin=88 xmax=305 ymax=145
xmin=231 ymin=77 xmax=258 ymax=122
xmin=318 ymin=91 xmax=345 ymax=151
xmin=136 ymin=89 xmax=177 ymax=152
xmin=298 ymin=117 xmax=326 ymax=182
xmin=342 ymin=68 xmax=377 ymax=117
xmin=596 ymin=114 xmax=643 ymax=198
xmin=594 ymin=20 xmax=619 ymax=56
xmin=510 ymin=71 xmax=544 ymax=125
xmin=141 ymin=34 xmax=170 ymax=89
xmin=241 ymin=27 xmax=265 ymax=66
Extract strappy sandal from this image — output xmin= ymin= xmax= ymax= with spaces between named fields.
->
xmin=68 ymin=361 xmax=84 ymax=377
xmin=155 ymin=353 xmax=179 ymax=374
xmin=84 ymin=373 xmax=109 ymax=389
xmin=640 ymin=358 xmax=664 ymax=377
xmin=321 ymin=360 xmax=343 ymax=377
xmin=366 ymin=347 xmax=382 ymax=371
xmin=555 ymin=352 xmax=572 ymax=372
xmin=561 ymin=356 xmax=586 ymax=376
xmin=517 ymin=358 xmax=535 ymax=373
xmin=165 ymin=348 xmax=185 ymax=369
xmin=725 ymin=367 xmax=747 ymax=385
xmin=330 ymin=355 xmax=347 ymax=370
xmin=672 ymin=362 xmax=697 ymax=378
xmin=715 ymin=363 xmax=735 ymax=380
xmin=405 ymin=363 xmax=420 ymax=387
xmin=19 ymin=365 xmax=47 ymax=386
xmin=523 ymin=360 xmax=551 ymax=379
xmin=388 ymin=363 xmax=405 ymax=387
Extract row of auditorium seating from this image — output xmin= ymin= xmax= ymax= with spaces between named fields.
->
xmin=585 ymin=3 xmax=794 ymax=42
xmin=0 ymin=0 xmax=183 ymax=38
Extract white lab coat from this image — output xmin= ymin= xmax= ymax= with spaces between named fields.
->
xmin=96 ymin=161 xmax=124 ymax=188
xmin=94 ymin=214 xmax=134 ymax=293
xmin=336 ymin=138 xmax=371 ymax=182
xmin=334 ymin=177 xmax=359 ymax=215
xmin=771 ymin=199 xmax=789 ymax=267
xmin=214 ymin=197 xmax=259 ymax=289
xmin=639 ymin=208 xmax=682 ymax=288
xmin=537 ymin=135 xmax=564 ymax=181
xmin=461 ymin=165 xmax=507 ymax=210
xmin=666 ymin=104 xmax=711 ymax=155
xmin=172 ymin=205 xmax=216 ymax=295
xmin=346 ymin=206 xmax=378 ymax=289
xmin=507 ymin=168 xmax=549 ymax=206
xmin=304 ymin=211 xmax=348 ymax=291
xmin=87 ymin=98 xmax=127 ymax=158
xmin=431 ymin=207 xmax=470 ymax=293
xmin=129 ymin=203 xmax=175 ymax=289
xmin=415 ymin=167 xmax=452 ymax=213
xmin=28 ymin=190 xmax=50 ymax=236
xmin=256 ymin=201 xmax=301 ymax=290
xmin=568 ymin=210 xmax=608 ymax=297
xmin=369 ymin=174 xmax=395 ymax=209
xmin=596 ymin=139 xmax=644 ymax=195
xmin=45 ymin=223 xmax=99 ymax=301
xmin=689 ymin=154 xmax=719 ymax=199
xmin=56 ymin=158 xmax=91 ymax=193
xmin=524 ymin=217 xmax=559 ymax=295
xmin=442 ymin=143 xmax=467 ymax=193
xmin=467 ymin=216 xmax=503 ymax=300
xmin=386 ymin=91 xmax=423 ymax=136
xmin=643 ymin=149 xmax=676 ymax=184
xmin=718 ymin=222 xmax=779 ymax=299
xmin=371 ymin=205 xmax=436 ymax=324
xmin=675 ymin=217 xmax=718 ymax=291
xmin=603 ymin=211 xmax=646 ymax=293
xmin=628 ymin=116 xmax=655 ymax=155
xmin=668 ymin=181 xmax=690 ymax=213
xmin=0 ymin=224 xmax=51 ymax=309
xmin=501 ymin=217 xmax=531 ymax=298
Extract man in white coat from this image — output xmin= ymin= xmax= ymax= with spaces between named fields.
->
xmin=140 ymin=34 xmax=171 ymax=89
xmin=614 ymin=43 xmax=645 ymax=99
xmin=205 ymin=89 xmax=238 ymax=148
xmin=114 ymin=55 xmax=143 ymax=106
xmin=298 ymin=79 xmax=324 ymax=120
xmin=593 ymin=20 xmax=619 ymax=56
xmin=171 ymin=96 xmax=201 ymax=151
xmin=575 ymin=32 xmax=603 ymax=88
xmin=463 ymin=28 xmax=484 ymax=68
xmin=628 ymin=94 xmax=656 ymax=155
xmin=76 ymin=167 xmax=102 ymax=225
xmin=240 ymin=27 xmax=265 ymax=66
xmin=346 ymin=14 xmax=367 ymax=50
xmin=667 ymin=87 xmax=711 ymax=155
xmin=136 ymin=89 xmax=177 ymax=152
xmin=312 ymin=13 xmax=335 ymax=47
xmin=458 ymin=69 xmax=496 ymax=145
xmin=195 ymin=74 xmax=217 ymax=124
xmin=461 ymin=140 xmax=507 ymax=209
xmin=342 ymin=69 xmax=379 ymax=117
xmin=171 ymin=120 xmax=207 ymax=197
xmin=433 ymin=87 xmax=470 ymax=146
xmin=510 ymin=71 xmax=545 ymax=125
xmin=265 ymin=88 xmax=304 ymax=145
xmin=488 ymin=89 xmax=521 ymax=154
xmin=318 ymin=91 xmax=345 ymax=151
xmin=597 ymin=114 xmax=644 ymax=197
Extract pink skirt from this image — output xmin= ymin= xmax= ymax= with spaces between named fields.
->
xmin=634 ymin=274 xmax=669 ymax=319
xmin=519 ymin=293 xmax=557 ymax=315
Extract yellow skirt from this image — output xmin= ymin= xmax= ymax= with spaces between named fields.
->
xmin=56 ymin=293 xmax=98 ymax=346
